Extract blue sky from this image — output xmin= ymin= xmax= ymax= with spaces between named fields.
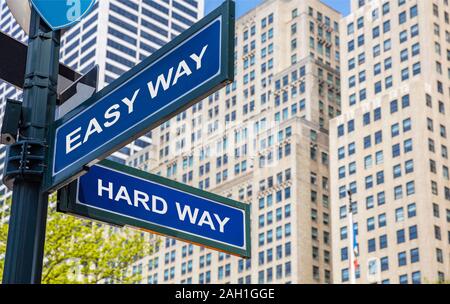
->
xmin=205 ymin=0 xmax=350 ymax=17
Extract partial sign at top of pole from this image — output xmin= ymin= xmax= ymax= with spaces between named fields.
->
xmin=30 ymin=0 xmax=96 ymax=31
xmin=5 ymin=0 xmax=31 ymax=34
xmin=45 ymin=1 xmax=235 ymax=192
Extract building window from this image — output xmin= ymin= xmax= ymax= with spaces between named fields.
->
xmin=397 ymin=229 xmax=405 ymax=244
xmin=398 ymin=251 xmax=407 ymax=266
xmin=412 ymin=271 xmax=421 ymax=284
xmin=381 ymin=257 xmax=389 ymax=272
xmin=341 ymin=268 xmax=349 ymax=282
xmin=409 ymin=225 xmax=418 ymax=240
xmin=399 ymin=274 xmax=408 ymax=284
xmin=411 ymin=248 xmax=420 ymax=263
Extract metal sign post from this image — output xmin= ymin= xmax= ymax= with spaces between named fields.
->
xmin=2 ymin=9 xmax=60 ymax=284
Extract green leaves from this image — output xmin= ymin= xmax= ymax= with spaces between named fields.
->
xmin=0 ymin=195 xmax=156 ymax=284
xmin=0 ymin=218 xmax=7 ymax=278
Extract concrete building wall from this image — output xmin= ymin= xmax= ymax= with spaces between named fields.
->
xmin=331 ymin=0 xmax=450 ymax=284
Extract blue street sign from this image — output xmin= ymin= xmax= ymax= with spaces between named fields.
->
xmin=30 ymin=0 xmax=96 ymax=31
xmin=46 ymin=1 xmax=235 ymax=192
xmin=58 ymin=160 xmax=251 ymax=258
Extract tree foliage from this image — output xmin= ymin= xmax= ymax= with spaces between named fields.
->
xmin=1 ymin=195 xmax=155 ymax=284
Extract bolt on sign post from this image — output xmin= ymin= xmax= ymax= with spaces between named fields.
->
xmin=44 ymin=1 xmax=236 ymax=193
xmin=2 ymin=1 xmax=96 ymax=284
xmin=58 ymin=160 xmax=251 ymax=258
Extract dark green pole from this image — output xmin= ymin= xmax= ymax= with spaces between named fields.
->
xmin=2 ymin=8 xmax=60 ymax=284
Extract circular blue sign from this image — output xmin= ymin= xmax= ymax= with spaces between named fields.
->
xmin=30 ymin=0 xmax=96 ymax=30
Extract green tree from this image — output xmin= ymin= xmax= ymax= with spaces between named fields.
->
xmin=1 ymin=195 xmax=156 ymax=284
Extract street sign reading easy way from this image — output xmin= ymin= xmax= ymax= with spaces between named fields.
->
xmin=30 ymin=0 xmax=96 ymax=31
xmin=58 ymin=159 xmax=251 ymax=258
xmin=45 ymin=1 xmax=235 ymax=192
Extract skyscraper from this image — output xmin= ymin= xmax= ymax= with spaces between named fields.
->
xmin=127 ymin=0 xmax=341 ymax=284
xmin=331 ymin=0 xmax=450 ymax=284
xmin=0 ymin=0 xmax=204 ymax=215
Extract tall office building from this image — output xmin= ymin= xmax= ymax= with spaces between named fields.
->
xmin=331 ymin=0 xmax=450 ymax=284
xmin=127 ymin=0 xmax=341 ymax=284
xmin=0 ymin=0 xmax=204 ymax=214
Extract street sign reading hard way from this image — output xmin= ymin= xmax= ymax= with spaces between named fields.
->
xmin=45 ymin=1 xmax=235 ymax=192
xmin=58 ymin=160 xmax=251 ymax=258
